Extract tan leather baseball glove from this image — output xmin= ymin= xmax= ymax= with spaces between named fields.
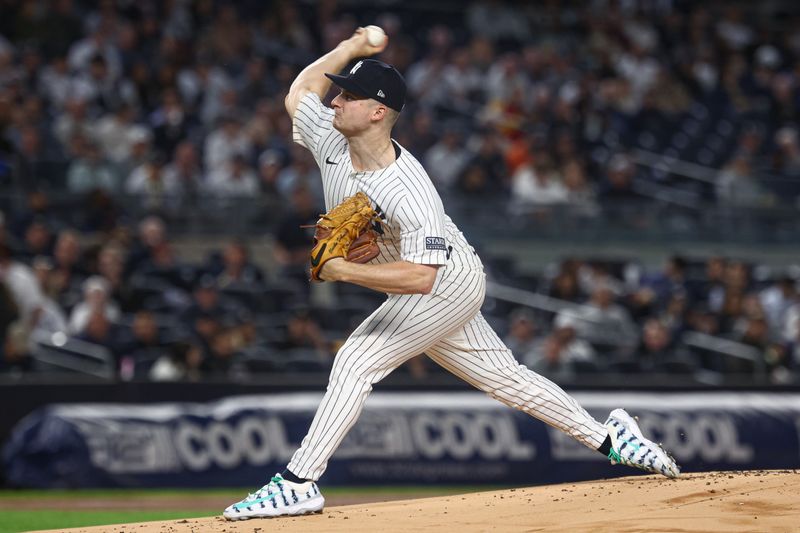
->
xmin=309 ymin=192 xmax=382 ymax=281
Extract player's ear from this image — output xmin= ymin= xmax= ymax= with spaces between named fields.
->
xmin=371 ymin=104 xmax=387 ymax=122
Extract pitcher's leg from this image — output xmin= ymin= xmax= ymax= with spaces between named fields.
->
xmin=426 ymin=312 xmax=607 ymax=449
xmin=288 ymin=272 xmax=485 ymax=480
xmin=285 ymin=295 xmax=423 ymax=480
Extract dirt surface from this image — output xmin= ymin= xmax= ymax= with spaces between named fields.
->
xmin=0 ymin=492 xmax=412 ymax=511
xmin=33 ymin=470 xmax=800 ymax=533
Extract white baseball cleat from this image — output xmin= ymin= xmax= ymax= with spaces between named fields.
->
xmin=223 ymin=473 xmax=325 ymax=520
xmin=605 ymin=408 xmax=680 ymax=478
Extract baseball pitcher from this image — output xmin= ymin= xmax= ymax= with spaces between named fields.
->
xmin=224 ymin=27 xmax=679 ymax=521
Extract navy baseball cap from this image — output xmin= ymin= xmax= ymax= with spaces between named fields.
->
xmin=326 ymin=59 xmax=406 ymax=112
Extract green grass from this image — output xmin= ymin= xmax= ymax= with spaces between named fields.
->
xmin=0 ymin=487 xmax=244 ymax=500
xmin=0 ymin=510 xmax=218 ymax=533
xmin=0 ymin=486 xmax=504 ymax=532
xmin=0 ymin=485 xmax=500 ymax=499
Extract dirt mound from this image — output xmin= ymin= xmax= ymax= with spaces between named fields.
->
xmin=36 ymin=470 xmax=800 ymax=533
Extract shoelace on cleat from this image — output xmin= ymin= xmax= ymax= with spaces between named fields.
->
xmin=244 ymin=475 xmax=284 ymax=502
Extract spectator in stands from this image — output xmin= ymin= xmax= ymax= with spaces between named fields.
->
xmin=150 ymin=88 xmax=196 ymax=158
xmin=441 ymin=47 xmax=484 ymax=115
xmin=0 ymin=211 xmax=21 ymax=253
xmin=125 ymin=151 xmax=179 ymax=212
xmin=567 ymin=282 xmax=638 ymax=348
xmin=274 ymin=185 xmax=319 ymax=287
xmin=0 ymin=280 xmax=20 ymax=364
xmin=716 ymin=155 xmax=770 ymax=206
xmin=271 ymin=308 xmax=330 ymax=361
xmin=188 ymin=308 xmax=223 ymax=358
xmin=94 ymin=104 xmax=139 ymax=166
xmin=457 ymin=163 xmax=496 ymax=196
xmin=39 ymin=53 xmax=72 ymax=111
xmin=45 ymin=229 xmax=86 ymax=309
xmin=692 ymin=255 xmax=726 ymax=306
xmin=760 ymin=276 xmax=797 ymax=338
xmin=214 ymin=240 xmax=265 ymax=289
xmin=236 ymin=57 xmax=281 ymax=109
xmin=206 ymin=153 xmax=259 ymax=198
xmin=466 ymin=0 xmax=530 ymax=43
xmin=66 ymin=138 xmax=118 ymax=194
xmin=10 ymin=191 xmax=60 ymax=240
xmin=200 ymin=329 xmax=241 ymax=377
xmin=460 ymin=131 xmax=508 ymax=193
xmin=74 ymin=308 xmax=125 ymax=364
xmin=511 ymin=152 xmax=568 ymax=210
xmin=276 ymin=145 xmax=323 ymax=203
xmin=402 ymin=110 xmax=438 ymax=160
xmin=67 ymin=23 xmax=122 ymax=83
xmin=149 ymin=341 xmax=203 ymax=381
xmin=636 ymin=255 xmax=689 ymax=311
xmin=16 ymin=217 xmax=54 ymax=264
xmin=177 ymin=56 xmax=232 ymax=127
xmin=162 ymin=141 xmax=204 ymax=205
xmin=525 ymin=313 xmax=596 ymax=378
xmin=405 ymin=26 xmax=452 ymax=109
xmin=134 ymin=237 xmax=194 ymax=293
xmin=68 ymin=275 xmax=121 ymax=334
xmin=732 ymin=310 xmax=781 ymax=373
xmin=256 ymin=148 xmax=285 ymax=197
xmin=424 ymin=128 xmax=470 ymax=191
xmin=183 ymin=275 xmax=231 ymax=324
xmin=544 ymin=259 xmax=584 ymax=303
xmin=598 ymin=154 xmax=642 ymax=202
xmin=637 ymin=319 xmax=680 ymax=372
xmin=772 ymin=127 xmax=800 ymax=191
xmin=658 ymin=290 xmax=690 ymax=336
xmin=503 ymin=308 xmax=539 ymax=362
xmin=96 ymin=243 xmax=138 ymax=312
xmin=52 ymin=98 xmax=93 ymax=154
xmin=126 ymin=215 xmax=167 ymax=274
xmin=561 ymin=159 xmax=598 ymax=214
xmin=116 ymin=126 xmax=153 ymax=184
xmin=14 ymin=125 xmax=58 ymax=191
xmin=118 ymin=310 xmax=169 ymax=377
xmin=29 ymin=256 xmax=68 ymax=335
xmin=578 ymin=263 xmax=625 ymax=297
xmin=0 ymin=243 xmax=45 ymax=329
xmin=1 ymin=320 xmax=32 ymax=374
xmin=203 ymin=113 xmax=250 ymax=173
xmin=712 ymin=260 xmax=751 ymax=331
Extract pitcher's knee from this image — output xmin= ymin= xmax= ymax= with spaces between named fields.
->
xmin=328 ymin=358 xmax=379 ymax=389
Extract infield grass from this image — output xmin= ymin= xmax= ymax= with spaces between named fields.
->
xmin=0 ymin=486 xmax=501 ymax=532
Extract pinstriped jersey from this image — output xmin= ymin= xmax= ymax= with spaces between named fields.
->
xmin=292 ymin=92 xmax=482 ymax=271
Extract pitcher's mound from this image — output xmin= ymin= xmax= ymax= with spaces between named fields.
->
xmin=42 ymin=470 xmax=800 ymax=533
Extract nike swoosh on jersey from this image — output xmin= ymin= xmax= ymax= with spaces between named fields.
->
xmin=310 ymin=243 xmax=327 ymax=267
xmin=325 ymin=157 xmax=338 ymax=165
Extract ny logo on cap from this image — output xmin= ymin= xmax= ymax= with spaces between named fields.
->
xmin=377 ymin=90 xmax=386 ymax=98
xmin=350 ymin=61 xmax=363 ymax=75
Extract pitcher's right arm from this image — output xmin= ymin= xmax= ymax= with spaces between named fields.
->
xmin=284 ymin=28 xmax=387 ymax=117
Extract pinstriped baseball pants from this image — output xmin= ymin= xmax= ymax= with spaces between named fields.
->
xmin=287 ymin=267 xmax=608 ymax=481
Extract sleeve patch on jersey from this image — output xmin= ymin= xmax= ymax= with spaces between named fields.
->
xmin=425 ymin=237 xmax=447 ymax=250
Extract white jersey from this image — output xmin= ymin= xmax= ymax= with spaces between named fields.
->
xmin=285 ymin=91 xmax=608 ymax=482
xmin=292 ymin=92 xmax=482 ymax=272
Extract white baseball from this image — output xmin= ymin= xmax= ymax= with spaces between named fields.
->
xmin=365 ymin=25 xmax=386 ymax=47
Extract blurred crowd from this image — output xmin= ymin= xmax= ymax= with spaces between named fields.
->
xmin=1 ymin=0 xmax=800 ymax=382
xmin=1 ymin=0 xmax=799 ymax=213
xmin=499 ymin=255 xmax=800 ymax=383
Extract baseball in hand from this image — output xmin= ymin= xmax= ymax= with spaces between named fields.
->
xmin=365 ymin=25 xmax=386 ymax=47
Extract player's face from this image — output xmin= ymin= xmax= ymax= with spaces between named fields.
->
xmin=331 ymin=90 xmax=378 ymax=135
